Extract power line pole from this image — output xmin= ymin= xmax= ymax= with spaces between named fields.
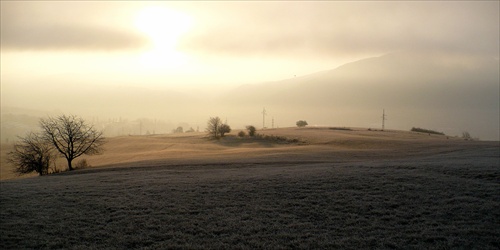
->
xmin=262 ymin=108 xmax=267 ymax=129
xmin=382 ymin=109 xmax=387 ymax=131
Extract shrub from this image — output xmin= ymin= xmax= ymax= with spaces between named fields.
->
xmin=330 ymin=127 xmax=352 ymax=131
xmin=74 ymin=159 xmax=91 ymax=169
xmin=50 ymin=164 xmax=62 ymax=174
xmin=238 ymin=131 xmax=246 ymax=137
xmin=173 ymin=126 xmax=183 ymax=133
xmin=410 ymin=127 xmax=444 ymax=135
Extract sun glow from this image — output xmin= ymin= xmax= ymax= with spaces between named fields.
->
xmin=134 ymin=6 xmax=193 ymax=69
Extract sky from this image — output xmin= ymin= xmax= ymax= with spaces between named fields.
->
xmin=2 ymin=1 xmax=498 ymax=87
xmin=1 ymin=1 xmax=499 ymax=139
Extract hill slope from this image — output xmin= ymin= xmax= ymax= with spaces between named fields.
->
xmin=1 ymin=127 xmax=499 ymax=249
xmin=220 ymin=52 xmax=499 ymax=140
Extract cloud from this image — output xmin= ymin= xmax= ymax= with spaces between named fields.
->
xmin=0 ymin=1 xmax=148 ymax=51
xmin=179 ymin=1 xmax=499 ymax=58
xmin=1 ymin=24 xmax=149 ymax=51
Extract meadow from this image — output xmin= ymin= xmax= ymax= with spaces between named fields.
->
xmin=1 ymin=128 xmax=499 ymax=249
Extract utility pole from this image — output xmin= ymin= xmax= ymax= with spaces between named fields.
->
xmin=382 ymin=109 xmax=387 ymax=131
xmin=262 ymin=108 xmax=267 ymax=129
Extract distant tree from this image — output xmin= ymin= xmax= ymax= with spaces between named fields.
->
xmin=186 ymin=127 xmax=195 ymax=133
xmin=206 ymin=117 xmax=222 ymax=138
xmin=246 ymin=125 xmax=257 ymax=137
xmin=238 ymin=131 xmax=246 ymax=137
xmin=206 ymin=117 xmax=231 ymax=138
xmin=296 ymin=120 xmax=308 ymax=127
xmin=7 ymin=132 xmax=53 ymax=176
xmin=219 ymin=124 xmax=231 ymax=137
xmin=173 ymin=126 xmax=184 ymax=133
xmin=462 ymin=131 xmax=472 ymax=140
xmin=40 ymin=115 xmax=105 ymax=171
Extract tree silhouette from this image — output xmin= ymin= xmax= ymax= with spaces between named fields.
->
xmin=296 ymin=120 xmax=308 ymax=127
xmin=246 ymin=125 xmax=257 ymax=137
xmin=8 ymin=132 xmax=53 ymax=176
xmin=218 ymin=123 xmax=231 ymax=137
xmin=40 ymin=115 xmax=105 ymax=171
xmin=206 ymin=117 xmax=222 ymax=138
xmin=206 ymin=117 xmax=231 ymax=139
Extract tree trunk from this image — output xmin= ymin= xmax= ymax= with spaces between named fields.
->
xmin=67 ymin=159 xmax=73 ymax=171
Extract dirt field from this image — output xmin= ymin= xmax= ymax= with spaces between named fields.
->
xmin=1 ymin=127 xmax=499 ymax=248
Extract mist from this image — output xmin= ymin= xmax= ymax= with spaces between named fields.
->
xmin=1 ymin=1 xmax=499 ymax=141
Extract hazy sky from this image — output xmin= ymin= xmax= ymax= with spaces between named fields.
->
xmin=1 ymin=1 xmax=499 ymax=140
xmin=1 ymin=1 xmax=498 ymax=89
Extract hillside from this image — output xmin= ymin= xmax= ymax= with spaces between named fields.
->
xmin=2 ymin=127 xmax=496 ymax=180
xmin=219 ymin=52 xmax=499 ymax=140
xmin=1 ymin=127 xmax=498 ymax=249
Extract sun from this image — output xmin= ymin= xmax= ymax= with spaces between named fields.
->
xmin=134 ymin=6 xmax=193 ymax=69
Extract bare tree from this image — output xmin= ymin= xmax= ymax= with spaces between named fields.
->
xmin=206 ymin=117 xmax=222 ymax=138
xmin=40 ymin=115 xmax=105 ymax=171
xmin=7 ymin=132 xmax=53 ymax=176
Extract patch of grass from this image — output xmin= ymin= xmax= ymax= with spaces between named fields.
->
xmin=1 ymin=148 xmax=498 ymax=249
xmin=411 ymin=127 xmax=445 ymax=135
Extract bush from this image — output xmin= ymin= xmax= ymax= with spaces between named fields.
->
xmin=410 ymin=127 xmax=444 ymax=135
xmin=254 ymin=134 xmax=304 ymax=144
xmin=246 ymin=125 xmax=256 ymax=137
xmin=173 ymin=126 xmax=183 ymax=133
xmin=330 ymin=127 xmax=352 ymax=131
xmin=296 ymin=120 xmax=308 ymax=127
xmin=74 ymin=159 xmax=91 ymax=169
xmin=50 ymin=164 xmax=63 ymax=174
xmin=238 ymin=131 xmax=246 ymax=137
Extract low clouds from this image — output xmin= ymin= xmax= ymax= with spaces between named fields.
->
xmin=179 ymin=1 xmax=499 ymax=59
xmin=1 ymin=24 xmax=148 ymax=51
xmin=0 ymin=1 xmax=148 ymax=51
xmin=2 ymin=1 xmax=497 ymax=56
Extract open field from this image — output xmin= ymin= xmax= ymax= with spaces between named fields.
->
xmin=1 ymin=127 xmax=499 ymax=248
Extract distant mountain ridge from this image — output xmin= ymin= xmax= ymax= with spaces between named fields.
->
xmin=219 ymin=52 xmax=499 ymax=140
xmin=222 ymin=52 xmax=498 ymax=108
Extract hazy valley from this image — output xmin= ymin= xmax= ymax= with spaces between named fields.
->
xmin=2 ymin=52 xmax=499 ymax=142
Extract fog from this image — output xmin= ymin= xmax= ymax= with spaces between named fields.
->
xmin=1 ymin=1 xmax=499 ymax=141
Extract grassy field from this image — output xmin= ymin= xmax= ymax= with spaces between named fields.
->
xmin=1 ymin=128 xmax=499 ymax=249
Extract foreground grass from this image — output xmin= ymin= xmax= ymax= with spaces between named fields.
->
xmin=1 ymin=147 xmax=499 ymax=249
